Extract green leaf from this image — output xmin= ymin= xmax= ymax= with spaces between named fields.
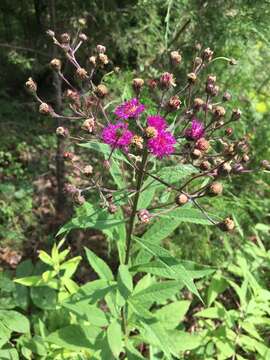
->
xmin=107 ymin=319 xmax=123 ymax=358
xmin=154 ymin=300 xmax=191 ymax=329
xmin=84 ymin=247 xmax=114 ymax=281
xmin=195 ymin=306 xmax=226 ymax=319
xmin=126 ymin=342 xmax=146 ymax=359
xmin=30 ymin=287 xmax=58 ymax=310
xmin=207 ymin=271 xmax=228 ymax=306
xmin=134 ymin=237 xmax=202 ymax=300
xmin=117 ymin=265 xmax=133 ymax=301
xmin=78 ymin=141 xmax=128 ymax=163
xmin=0 ymin=348 xmax=19 ymax=360
xmin=0 ymin=310 xmax=30 ymax=333
xmin=156 ymin=164 xmax=198 ymax=184
xmin=142 ymin=205 xmax=215 ymax=245
xmin=47 ymin=324 xmax=101 ymax=351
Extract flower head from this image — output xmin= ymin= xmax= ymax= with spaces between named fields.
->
xmin=159 ymin=72 xmax=176 ymax=89
xmin=114 ymin=98 xmax=145 ymax=119
xmin=102 ymin=122 xmax=133 ymax=151
xmin=185 ymin=119 xmax=204 ymax=140
xmin=147 ymin=129 xmax=176 ymax=158
xmin=147 ymin=115 xmax=167 ymax=131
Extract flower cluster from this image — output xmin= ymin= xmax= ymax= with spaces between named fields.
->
xmin=102 ymin=122 xmax=133 ymax=151
xmin=114 ymin=98 xmax=145 ymax=119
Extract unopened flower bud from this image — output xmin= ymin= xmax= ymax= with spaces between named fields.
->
xmin=89 ymin=56 xmax=96 ymax=66
xmin=137 ymin=209 xmax=151 ymax=223
xmin=76 ymin=67 xmax=88 ymax=80
xmin=195 ymin=138 xmax=210 ymax=152
xmin=219 ymin=217 xmax=235 ymax=232
xmin=39 ymin=102 xmax=52 ymax=115
xmin=187 ymin=72 xmax=197 ymax=83
xmin=96 ymin=44 xmax=106 ymax=53
xmin=82 ymin=165 xmax=93 ymax=176
xmin=175 ymin=193 xmax=189 ymax=206
xmin=218 ymin=162 xmax=232 ymax=175
xmin=209 ymin=182 xmax=223 ymax=196
xmin=25 ymin=77 xmax=37 ymax=92
xmin=225 ymin=127 xmax=233 ymax=136
xmin=97 ymin=53 xmax=109 ymax=66
xmin=148 ymin=79 xmax=158 ymax=89
xmin=200 ymin=160 xmax=211 ymax=171
xmin=132 ymin=78 xmax=144 ymax=91
xmin=261 ymin=160 xmax=270 ymax=170
xmin=132 ymin=135 xmax=144 ymax=149
xmin=145 ymin=126 xmax=158 ymax=139
xmin=108 ymin=203 xmax=117 ymax=214
xmin=56 ymin=126 xmax=69 ymax=137
xmin=206 ymin=83 xmax=219 ymax=96
xmin=213 ymin=105 xmax=226 ymax=118
xmin=79 ymin=33 xmax=88 ymax=41
xmin=193 ymin=97 xmax=204 ymax=110
xmin=242 ymin=154 xmax=249 ymax=163
xmin=207 ymin=75 xmax=216 ymax=84
xmin=159 ymin=72 xmax=176 ymax=89
xmin=166 ymin=96 xmax=181 ymax=111
xmin=223 ymin=92 xmax=232 ymax=101
xmin=63 ymin=151 xmax=74 ymax=160
xmin=50 ymin=58 xmax=61 ymax=71
xmin=170 ymin=50 xmax=182 ymax=65
xmin=229 ymin=58 xmax=237 ymax=65
xmin=73 ymin=191 xmax=85 ymax=205
xmin=60 ymin=33 xmax=70 ymax=44
xmin=82 ymin=118 xmax=95 ymax=133
xmin=95 ymin=84 xmax=109 ymax=98
xmin=231 ymin=108 xmax=242 ymax=121
xmin=202 ymin=47 xmax=214 ymax=61
xmin=191 ymin=148 xmax=202 ymax=159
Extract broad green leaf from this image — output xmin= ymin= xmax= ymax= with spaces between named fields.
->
xmin=117 ymin=265 xmax=133 ymax=301
xmin=207 ymin=272 xmax=228 ymax=306
xmin=142 ymin=205 xmax=215 ymax=245
xmin=0 ymin=310 xmax=30 ymax=333
xmin=79 ymin=141 xmax=128 ymax=163
xmin=0 ymin=348 xmax=19 ymax=360
xmin=154 ymin=301 xmax=191 ymax=329
xmin=166 ymin=329 xmax=201 ymax=353
xmin=195 ymin=306 xmax=226 ymax=319
xmin=156 ymin=164 xmax=198 ymax=184
xmin=47 ymin=324 xmax=101 ymax=351
xmin=126 ymin=342 xmax=146 ymax=359
xmin=38 ymin=251 xmax=54 ymax=266
xmin=31 ymin=287 xmax=58 ymax=310
xmin=107 ymin=320 xmax=123 ymax=358
xmin=134 ymin=237 xmax=202 ymax=300
xmin=84 ymin=247 xmax=114 ymax=281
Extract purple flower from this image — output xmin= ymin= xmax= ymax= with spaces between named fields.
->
xmin=114 ymin=98 xmax=145 ymax=119
xmin=185 ymin=119 xmax=204 ymax=140
xmin=147 ymin=115 xmax=167 ymax=131
xmin=102 ymin=122 xmax=133 ymax=151
xmin=148 ymin=129 xmax=176 ymax=158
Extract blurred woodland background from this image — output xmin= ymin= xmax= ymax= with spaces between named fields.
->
xmin=0 ymin=0 xmax=270 ymax=268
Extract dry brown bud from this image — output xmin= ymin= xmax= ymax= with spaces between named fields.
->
xmin=225 ymin=127 xmax=233 ymax=136
xmin=46 ymin=29 xmax=55 ymax=37
xmin=132 ymin=78 xmax=144 ymax=91
xmin=223 ymin=92 xmax=232 ymax=101
xmin=229 ymin=58 xmax=237 ymax=65
xmin=261 ymin=160 xmax=270 ymax=170
xmin=56 ymin=126 xmax=69 ymax=137
xmin=103 ymin=160 xmax=111 ymax=169
xmin=79 ymin=33 xmax=88 ymax=42
xmin=95 ymin=84 xmax=109 ymax=98
xmin=219 ymin=162 xmax=232 ymax=175
xmin=187 ymin=72 xmax=197 ymax=83
xmin=108 ymin=203 xmax=117 ymax=214
xmin=82 ymin=118 xmax=95 ymax=133
xmin=167 ymin=96 xmax=181 ymax=111
xmin=207 ymin=75 xmax=216 ymax=84
xmin=195 ymin=138 xmax=210 ymax=152
xmin=193 ymin=97 xmax=204 ymax=110
xmin=202 ymin=47 xmax=214 ymax=61
xmin=194 ymin=57 xmax=203 ymax=66
xmin=148 ymin=79 xmax=158 ymax=89
xmin=160 ymin=72 xmax=176 ymax=89
xmin=132 ymin=135 xmax=144 ymax=150
xmin=76 ymin=67 xmax=88 ymax=80
xmin=82 ymin=165 xmax=93 ymax=176
xmin=209 ymin=182 xmax=223 ymax=196
xmin=145 ymin=126 xmax=158 ymax=139
xmin=97 ymin=53 xmax=109 ymax=66
xmin=39 ymin=102 xmax=51 ymax=115
xmin=96 ymin=44 xmax=106 ymax=54
xmin=64 ymin=183 xmax=77 ymax=194
xmin=175 ymin=193 xmax=189 ymax=206
xmin=200 ymin=160 xmax=211 ymax=171
xmin=63 ymin=151 xmax=74 ymax=160
xmin=219 ymin=217 xmax=235 ymax=232
xmin=137 ymin=209 xmax=151 ymax=223
xmin=231 ymin=108 xmax=242 ymax=121
xmin=73 ymin=191 xmax=85 ymax=205
xmin=170 ymin=50 xmax=182 ymax=65
xmin=25 ymin=77 xmax=37 ymax=92
xmin=50 ymin=58 xmax=61 ymax=71
xmin=242 ymin=154 xmax=250 ymax=162
xmin=60 ymin=33 xmax=70 ymax=44
xmin=191 ymin=148 xmax=202 ymax=159
xmin=89 ymin=56 xmax=96 ymax=66
xmin=213 ymin=105 xmax=226 ymax=118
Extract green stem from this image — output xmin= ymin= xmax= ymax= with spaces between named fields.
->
xmin=124 ymin=148 xmax=148 ymax=265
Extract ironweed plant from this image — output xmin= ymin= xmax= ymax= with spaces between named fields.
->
xmin=17 ymin=30 xmax=265 ymax=359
